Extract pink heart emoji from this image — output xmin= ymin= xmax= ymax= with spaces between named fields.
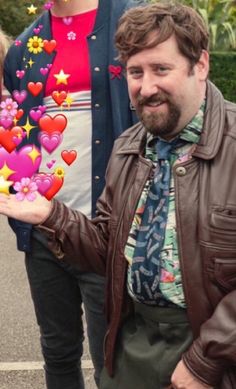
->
xmin=33 ymin=173 xmax=53 ymax=195
xmin=0 ymin=116 xmax=13 ymax=129
xmin=47 ymin=64 xmax=52 ymax=69
xmin=38 ymin=131 xmax=63 ymax=153
xmin=33 ymin=28 xmax=40 ymax=34
xmin=29 ymin=109 xmax=43 ymax=122
xmin=0 ymin=145 xmax=41 ymax=182
xmin=38 ymin=105 xmax=47 ymax=114
xmin=63 ymin=17 xmax=73 ymax=25
xmin=40 ymin=67 xmax=49 ymax=76
xmin=46 ymin=159 xmax=56 ymax=169
xmin=12 ymin=90 xmax=28 ymax=104
xmin=16 ymin=70 xmax=25 ymax=79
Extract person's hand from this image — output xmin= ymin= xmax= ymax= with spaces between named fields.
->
xmin=0 ymin=193 xmax=52 ymax=225
xmin=171 ymin=360 xmax=214 ymax=389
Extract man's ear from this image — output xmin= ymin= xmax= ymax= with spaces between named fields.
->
xmin=196 ymin=49 xmax=209 ymax=80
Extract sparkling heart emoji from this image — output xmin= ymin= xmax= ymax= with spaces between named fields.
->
xmin=27 ymin=82 xmax=43 ymax=97
xmin=0 ymin=126 xmax=24 ymax=153
xmin=52 ymin=91 xmax=67 ymax=106
xmin=16 ymin=70 xmax=25 ymax=79
xmin=33 ymin=173 xmax=53 ymax=195
xmin=29 ymin=109 xmax=43 ymax=122
xmin=43 ymin=39 xmax=57 ymax=54
xmin=12 ymin=90 xmax=27 ymax=104
xmin=0 ymin=145 xmax=41 ymax=182
xmin=61 ymin=150 xmax=77 ymax=166
xmin=0 ymin=116 xmax=13 ymax=129
xmin=38 ymin=131 xmax=63 ymax=153
xmin=40 ymin=67 xmax=49 ymax=76
xmin=39 ymin=114 xmax=67 ymax=135
xmin=44 ymin=174 xmax=64 ymax=200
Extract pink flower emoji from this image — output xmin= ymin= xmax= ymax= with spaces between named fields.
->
xmin=13 ymin=177 xmax=38 ymax=201
xmin=0 ymin=98 xmax=18 ymax=118
xmin=67 ymin=31 xmax=76 ymax=41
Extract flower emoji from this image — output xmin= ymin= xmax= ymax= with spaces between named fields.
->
xmin=67 ymin=31 xmax=76 ymax=41
xmin=13 ymin=177 xmax=38 ymax=201
xmin=27 ymin=36 xmax=44 ymax=54
xmin=0 ymin=98 xmax=18 ymax=118
xmin=54 ymin=166 xmax=65 ymax=179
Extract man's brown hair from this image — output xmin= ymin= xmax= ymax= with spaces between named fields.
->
xmin=115 ymin=2 xmax=209 ymax=68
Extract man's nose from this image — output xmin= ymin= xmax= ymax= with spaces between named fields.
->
xmin=139 ymin=73 xmax=159 ymax=98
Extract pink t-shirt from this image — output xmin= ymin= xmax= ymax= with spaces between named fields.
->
xmin=45 ymin=9 xmax=97 ymax=96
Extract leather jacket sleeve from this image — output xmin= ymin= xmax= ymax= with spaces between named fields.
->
xmin=183 ymin=290 xmax=236 ymax=386
xmin=38 ymin=184 xmax=113 ymax=276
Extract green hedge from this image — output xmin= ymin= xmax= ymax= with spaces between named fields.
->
xmin=209 ymin=52 xmax=236 ymax=103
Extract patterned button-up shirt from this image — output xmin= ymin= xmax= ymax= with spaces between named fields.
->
xmin=125 ymin=101 xmax=205 ymax=307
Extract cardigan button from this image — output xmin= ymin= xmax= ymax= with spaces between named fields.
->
xmin=94 ymin=67 xmax=100 ymax=72
xmin=91 ymin=35 xmax=97 ymax=40
xmin=176 ymin=166 xmax=187 ymax=176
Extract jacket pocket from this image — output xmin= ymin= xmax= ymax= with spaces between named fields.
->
xmin=213 ymin=257 xmax=236 ymax=292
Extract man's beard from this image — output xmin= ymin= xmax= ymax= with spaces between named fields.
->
xmin=136 ymin=92 xmax=181 ymax=138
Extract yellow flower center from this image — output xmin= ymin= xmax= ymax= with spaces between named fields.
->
xmin=23 ymin=187 xmax=29 ymax=193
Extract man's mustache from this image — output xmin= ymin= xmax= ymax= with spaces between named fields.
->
xmin=136 ymin=92 xmax=169 ymax=107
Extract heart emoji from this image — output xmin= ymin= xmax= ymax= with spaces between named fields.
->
xmin=63 ymin=17 xmax=73 ymax=25
xmin=52 ymin=91 xmax=67 ymax=106
xmin=39 ymin=114 xmax=67 ymax=135
xmin=12 ymin=90 xmax=27 ymax=104
xmin=0 ymin=126 xmax=24 ymax=152
xmin=46 ymin=159 xmax=56 ymax=169
xmin=44 ymin=174 xmax=64 ymax=200
xmin=0 ymin=116 xmax=13 ymax=129
xmin=29 ymin=109 xmax=43 ymax=122
xmin=38 ymin=105 xmax=47 ymax=114
xmin=40 ymin=67 xmax=49 ymax=76
xmin=61 ymin=150 xmax=77 ymax=166
xmin=33 ymin=28 xmax=40 ymax=34
xmin=0 ymin=145 xmax=41 ymax=182
xmin=43 ymin=39 xmax=57 ymax=54
xmin=16 ymin=70 xmax=25 ymax=79
xmin=27 ymin=82 xmax=43 ymax=97
xmin=38 ymin=131 xmax=63 ymax=153
xmin=15 ymin=109 xmax=24 ymax=121
xmin=33 ymin=173 xmax=53 ymax=195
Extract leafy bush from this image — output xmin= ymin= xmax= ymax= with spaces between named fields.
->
xmin=209 ymin=52 xmax=236 ymax=102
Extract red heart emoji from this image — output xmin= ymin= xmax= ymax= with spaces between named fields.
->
xmin=61 ymin=150 xmax=77 ymax=166
xmin=43 ymin=39 xmax=57 ymax=54
xmin=15 ymin=109 xmax=24 ymax=121
xmin=0 ymin=126 xmax=23 ymax=153
xmin=39 ymin=114 xmax=67 ymax=135
xmin=27 ymin=82 xmax=43 ymax=97
xmin=44 ymin=174 xmax=64 ymax=200
xmin=52 ymin=91 xmax=67 ymax=106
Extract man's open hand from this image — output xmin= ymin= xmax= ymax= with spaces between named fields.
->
xmin=0 ymin=193 xmax=52 ymax=225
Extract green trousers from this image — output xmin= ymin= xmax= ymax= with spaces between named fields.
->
xmin=100 ymin=302 xmax=193 ymax=389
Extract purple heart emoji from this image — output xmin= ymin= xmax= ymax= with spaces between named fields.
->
xmin=40 ymin=67 xmax=49 ymax=76
xmin=29 ymin=109 xmax=43 ymax=122
xmin=0 ymin=145 xmax=42 ymax=182
xmin=33 ymin=173 xmax=53 ymax=195
xmin=16 ymin=70 xmax=25 ymax=79
xmin=33 ymin=28 xmax=40 ymax=35
xmin=38 ymin=131 xmax=63 ymax=153
xmin=12 ymin=90 xmax=28 ymax=104
xmin=63 ymin=16 xmax=73 ymax=25
xmin=0 ymin=116 xmax=13 ymax=129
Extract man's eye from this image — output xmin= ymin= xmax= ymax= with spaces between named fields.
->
xmin=128 ymin=69 xmax=142 ymax=78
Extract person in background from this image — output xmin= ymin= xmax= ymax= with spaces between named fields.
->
xmin=2 ymin=1 xmax=236 ymax=388
xmin=3 ymin=0 xmax=143 ymax=388
xmin=0 ymin=27 xmax=11 ymax=100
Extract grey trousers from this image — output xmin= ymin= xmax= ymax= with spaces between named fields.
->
xmin=100 ymin=302 xmax=193 ymax=389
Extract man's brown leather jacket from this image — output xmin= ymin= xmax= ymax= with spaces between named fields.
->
xmin=40 ymin=82 xmax=236 ymax=388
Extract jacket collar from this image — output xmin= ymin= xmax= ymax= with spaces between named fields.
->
xmin=118 ymin=81 xmax=226 ymax=160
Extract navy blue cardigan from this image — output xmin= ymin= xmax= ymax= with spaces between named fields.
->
xmin=4 ymin=0 xmax=142 ymax=252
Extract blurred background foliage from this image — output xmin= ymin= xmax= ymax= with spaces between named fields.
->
xmin=0 ymin=0 xmax=235 ymax=101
